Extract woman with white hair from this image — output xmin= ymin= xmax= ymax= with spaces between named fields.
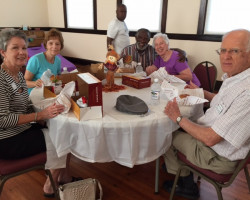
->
xmin=146 ymin=33 xmax=200 ymax=86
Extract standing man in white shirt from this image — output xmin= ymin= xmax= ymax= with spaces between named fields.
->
xmin=107 ymin=4 xmax=130 ymax=55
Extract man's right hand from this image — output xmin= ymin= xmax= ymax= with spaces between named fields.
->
xmin=184 ymin=81 xmax=198 ymax=89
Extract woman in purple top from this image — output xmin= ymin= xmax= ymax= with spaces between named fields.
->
xmin=146 ymin=33 xmax=200 ymax=86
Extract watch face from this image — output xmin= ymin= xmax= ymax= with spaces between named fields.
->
xmin=177 ymin=116 xmax=181 ymax=122
xmin=176 ymin=116 xmax=182 ymax=124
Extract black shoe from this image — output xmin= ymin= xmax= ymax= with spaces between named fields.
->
xmin=162 ymin=163 xmax=167 ymax=172
xmin=59 ymin=176 xmax=83 ymax=185
xmin=43 ymin=192 xmax=55 ymax=198
xmin=163 ymin=180 xmax=200 ymax=200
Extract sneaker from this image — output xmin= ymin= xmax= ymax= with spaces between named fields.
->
xmin=163 ymin=180 xmax=200 ymax=200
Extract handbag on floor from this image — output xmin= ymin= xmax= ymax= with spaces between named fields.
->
xmin=59 ymin=178 xmax=103 ymax=200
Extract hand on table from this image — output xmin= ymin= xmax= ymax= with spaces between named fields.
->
xmin=184 ymin=81 xmax=198 ymax=89
xmin=146 ymin=65 xmax=158 ymax=75
xmin=164 ymin=98 xmax=181 ymax=123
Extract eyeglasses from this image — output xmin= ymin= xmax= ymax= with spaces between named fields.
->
xmin=216 ymin=48 xmax=244 ymax=55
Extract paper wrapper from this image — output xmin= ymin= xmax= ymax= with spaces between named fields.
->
xmin=150 ymin=67 xmax=186 ymax=84
xmin=161 ymin=80 xmax=208 ymax=106
xmin=40 ymin=69 xmax=53 ymax=86
xmin=31 ymin=81 xmax=75 ymax=114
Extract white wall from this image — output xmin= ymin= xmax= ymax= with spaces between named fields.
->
xmin=0 ymin=0 xmax=48 ymax=27
xmin=166 ymin=0 xmax=200 ymax=34
xmin=0 ymin=0 xmax=224 ymax=80
xmin=47 ymin=0 xmax=64 ymax=27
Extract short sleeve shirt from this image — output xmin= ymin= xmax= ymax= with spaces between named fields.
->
xmin=107 ymin=18 xmax=130 ymax=54
xmin=197 ymin=68 xmax=250 ymax=160
xmin=120 ymin=44 xmax=157 ymax=71
xmin=153 ymin=51 xmax=200 ymax=86
xmin=26 ymin=52 xmax=61 ymax=93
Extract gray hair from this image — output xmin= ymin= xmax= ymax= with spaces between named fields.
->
xmin=0 ymin=28 xmax=28 ymax=51
xmin=152 ymin=33 xmax=170 ymax=48
xmin=223 ymin=29 xmax=250 ymax=52
xmin=135 ymin=28 xmax=151 ymax=38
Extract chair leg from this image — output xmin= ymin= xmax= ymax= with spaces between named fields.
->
xmin=244 ymin=166 xmax=250 ymax=192
xmin=154 ymin=158 xmax=160 ymax=194
xmin=169 ymin=167 xmax=182 ymax=200
xmin=213 ymin=184 xmax=223 ymax=200
xmin=45 ymin=169 xmax=60 ymax=200
xmin=0 ymin=176 xmax=8 ymax=197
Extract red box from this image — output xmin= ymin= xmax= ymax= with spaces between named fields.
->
xmin=44 ymin=72 xmax=103 ymax=121
xmin=122 ymin=75 xmax=151 ymax=89
xmin=77 ymin=73 xmax=103 ymax=107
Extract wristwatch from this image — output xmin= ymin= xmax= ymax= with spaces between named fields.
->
xmin=176 ymin=116 xmax=183 ymax=125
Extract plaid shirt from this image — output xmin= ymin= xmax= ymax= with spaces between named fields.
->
xmin=197 ymin=68 xmax=250 ymax=161
xmin=120 ymin=44 xmax=157 ymax=71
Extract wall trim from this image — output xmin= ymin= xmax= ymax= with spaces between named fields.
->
xmin=0 ymin=27 xmax=223 ymax=42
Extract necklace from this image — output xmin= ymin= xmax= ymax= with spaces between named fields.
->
xmin=1 ymin=63 xmax=20 ymax=83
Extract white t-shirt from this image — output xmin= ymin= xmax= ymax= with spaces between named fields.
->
xmin=107 ymin=18 xmax=130 ymax=54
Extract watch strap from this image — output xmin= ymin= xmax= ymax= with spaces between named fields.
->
xmin=176 ymin=116 xmax=183 ymax=125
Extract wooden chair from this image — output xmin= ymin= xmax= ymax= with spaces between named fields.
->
xmin=193 ymin=61 xmax=217 ymax=92
xmin=169 ymin=151 xmax=250 ymax=200
xmin=0 ymin=152 xmax=59 ymax=199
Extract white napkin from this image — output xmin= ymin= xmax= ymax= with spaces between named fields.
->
xmin=177 ymin=88 xmax=208 ymax=105
xmin=150 ymin=67 xmax=186 ymax=84
xmin=161 ymin=80 xmax=208 ymax=105
xmin=40 ymin=69 xmax=53 ymax=86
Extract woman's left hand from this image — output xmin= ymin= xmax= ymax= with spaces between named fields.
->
xmin=146 ymin=65 xmax=158 ymax=75
xmin=164 ymin=98 xmax=181 ymax=122
xmin=35 ymin=79 xmax=43 ymax=87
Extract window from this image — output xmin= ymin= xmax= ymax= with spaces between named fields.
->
xmin=66 ymin=0 xmax=94 ymax=29
xmin=204 ymin=0 xmax=250 ymax=34
xmin=123 ymin=0 xmax=163 ymax=32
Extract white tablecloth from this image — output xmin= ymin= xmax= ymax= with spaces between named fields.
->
xmin=47 ymin=79 xmax=203 ymax=168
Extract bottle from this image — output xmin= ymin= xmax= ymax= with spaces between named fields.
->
xmin=151 ymin=78 xmax=161 ymax=105
xmin=136 ymin=62 xmax=143 ymax=73
xmin=61 ymin=67 xmax=69 ymax=74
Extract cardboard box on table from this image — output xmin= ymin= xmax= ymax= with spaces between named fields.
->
xmin=122 ymin=75 xmax=151 ymax=89
xmin=77 ymin=63 xmax=105 ymax=81
xmin=44 ymin=72 xmax=103 ymax=121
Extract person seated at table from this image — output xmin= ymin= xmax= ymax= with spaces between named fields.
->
xmin=146 ymin=33 xmax=201 ymax=86
xmin=0 ymin=28 xmax=74 ymax=197
xmin=120 ymin=28 xmax=186 ymax=71
xmin=24 ymin=28 xmax=64 ymax=94
xmin=162 ymin=29 xmax=250 ymax=199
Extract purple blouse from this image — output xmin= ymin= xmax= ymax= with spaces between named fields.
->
xmin=154 ymin=51 xmax=200 ymax=86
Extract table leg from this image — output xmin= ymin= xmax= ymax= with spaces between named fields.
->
xmin=154 ymin=157 xmax=160 ymax=194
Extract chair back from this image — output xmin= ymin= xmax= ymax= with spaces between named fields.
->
xmin=193 ymin=61 xmax=217 ymax=92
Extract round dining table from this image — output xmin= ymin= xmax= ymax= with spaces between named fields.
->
xmin=46 ymin=78 xmax=204 ymax=168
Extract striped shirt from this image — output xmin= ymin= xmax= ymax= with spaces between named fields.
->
xmin=197 ymin=68 xmax=250 ymax=161
xmin=0 ymin=68 xmax=32 ymax=140
xmin=120 ymin=44 xmax=157 ymax=71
